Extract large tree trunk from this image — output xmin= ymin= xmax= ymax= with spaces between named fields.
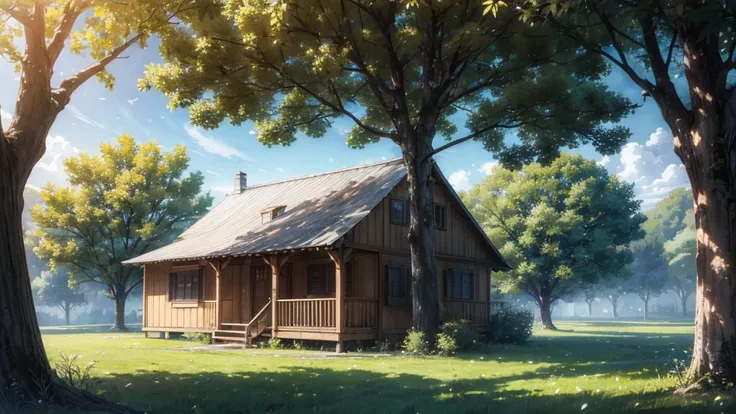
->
xmin=0 ymin=152 xmax=55 ymax=400
xmin=537 ymin=296 xmax=557 ymax=330
xmin=403 ymin=136 xmax=441 ymax=345
xmin=586 ymin=301 xmax=592 ymax=316
xmin=111 ymin=293 xmax=129 ymax=332
xmin=643 ymin=298 xmax=649 ymax=321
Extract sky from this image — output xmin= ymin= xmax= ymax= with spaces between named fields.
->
xmin=0 ymin=39 xmax=690 ymax=210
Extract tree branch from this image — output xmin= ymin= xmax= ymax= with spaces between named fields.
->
xmin=47 ymin=1 xmax=91 ymax=64
xmin=55 ymin=34 xmax=141 ymax=100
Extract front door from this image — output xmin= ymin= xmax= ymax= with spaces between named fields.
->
xmin=251 ymin=265 xmax=272 ymax=317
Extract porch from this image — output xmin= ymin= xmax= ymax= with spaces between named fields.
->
xmin=142 ymin=248 xmax=502 ymax=350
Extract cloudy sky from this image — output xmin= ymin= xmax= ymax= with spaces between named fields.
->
xmin=0 ymin=39 xmax=688 ymax=210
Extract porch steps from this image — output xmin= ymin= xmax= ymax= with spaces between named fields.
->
xmin=212 ymin=330 xmax=249 ymax=343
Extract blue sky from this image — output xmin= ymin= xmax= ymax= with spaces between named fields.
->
xmin=1 ymin=40 xmax=688 ymax=209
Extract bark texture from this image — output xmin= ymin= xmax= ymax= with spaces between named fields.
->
xmin=537 ymin=296 xmax=557 ymax=330
xmin=111 ymin=294 xmax=129 ymax=332
xmin=404 ymin=135 xmax=441 ymax=343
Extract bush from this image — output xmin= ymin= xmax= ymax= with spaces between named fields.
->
xmin=435 ymin=333 xmax=457 ymax=356
xmin=402 ymin=329 xmax=429 ymax=355
xmin=440 ymin=320 xmax=481 ymax=351
xmin=182 ymin=332 xmax=212 ymax=344
xmin=264 ymin=338 xmax=282 ymax=349
xmin=489 ymin=308 xmax=534 ymax=344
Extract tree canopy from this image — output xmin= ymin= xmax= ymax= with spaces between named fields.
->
xmin=32 ymin=134 xmax=212 ymax=331
xmin=462 ymin=153 xmax=645 ymax=329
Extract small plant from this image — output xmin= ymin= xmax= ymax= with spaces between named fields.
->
xmin=402 ymin=329 xmax=429 ymax=355
xmin=440 ymin=320 xmax=480 ymax=351
xmin=435 ymin=332 xmax=458 ymax=356
xmin=668 ymin=356 xmax=692 ymax=388
xmin=489 ymin=308 xmax=534 ymax=344
xmin=52 ymin=351 xmax=98 ymax=391
xmin=182 ymin=332 xmax=212 ymax=344
xmin=292 ymin=341 xmax=304 ymax=351
xmin=265 ymin=338 xmax=282 ymax=349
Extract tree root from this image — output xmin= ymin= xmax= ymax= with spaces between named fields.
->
xmin=673 ymin=381 xmax=705 ymax=395
xmin=50 ymin=380 xmax=143 ymax=413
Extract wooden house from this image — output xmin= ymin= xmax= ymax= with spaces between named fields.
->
xmin=124 ymin=159 xmax=510 ymax=351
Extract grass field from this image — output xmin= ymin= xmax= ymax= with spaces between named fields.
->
xmin=37 ymin=320 xmax=733 ymax=413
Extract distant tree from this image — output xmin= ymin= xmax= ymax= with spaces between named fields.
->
xmin=580 ymin=285 xmax=597 ymax=316
xmin=601 ymin=279 xmax=627 ymax=319
xmin=33 ymin=135 xmax=212 ymax=332
xmin=142 ymin=0 xmax=635 ymax=342
xmin=32 ymin=270 xmax=86 ymax=325
xmin=626 ymin=236 xmax=669 ymax=320
xmin=463 ymin=154 xmax=645 ymax=330
xmin=665 ymin=211 xmax=697 ymax=317
xmin=642 ymin=189 xmax=693 ymax=241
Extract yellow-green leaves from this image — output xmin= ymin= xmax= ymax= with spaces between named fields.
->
xmin=33 ymin=134 xmax=213 ymax=293
xmin=482 ymin=0 xmax=507 ymax=17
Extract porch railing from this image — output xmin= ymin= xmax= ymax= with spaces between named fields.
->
xmin=344 ymin=298 xmax=379 ymax=329
xmin=276 ymin=298 xmax=336 ymax=328
xmin=204 ymin=300 xmax=217 ymax=329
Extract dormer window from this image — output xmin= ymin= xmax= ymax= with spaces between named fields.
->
xmin=261 ymin=205 xmax=286 ymax=223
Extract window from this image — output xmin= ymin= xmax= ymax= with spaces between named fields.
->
xmin=307 ymin=264 xmax=334 ymax=295
xmin=261 ymin=205 xmax=286 ymax=223
xmin=445 ymin=269 xmax=474 ymax=300
xmin=434 ymin=204 xmax=447 ymax=230
xmin=386 ymin=264 xmax=411 ymax=306
xmin=169 ymin=269 xmax=203 ymax=302
xmin=389 ymin=198 xmax=408 ymax=225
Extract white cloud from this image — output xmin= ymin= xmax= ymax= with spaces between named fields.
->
xmin=66 ymin=105 xmax=106 ymax=129
xmin=184 ymin=124 xmax=254 ymax=161
xmin=210 ymin=186 xmax=233 ymax=194
xmin=275 ymin=167 xmax=285 ymax=173
xmin=448 ymin=170 xmax=472 ymax=191
xmin=600 ymin=127 xmax=689 ymax=208
xmin=478 ymin=161 xmax=498 ymax=176
xmin=249 ymin=130 xmax=256 ymax=135
xmin=127 ymin=97 xmax=139 ymax=105
xmin=206 ymin=170 xmax=222 ymax=177
xmin=28 ymin=135 xmax=80 ymax=188
xmin=645 ymin=127 xmax=672 ymax=147
xmin=329 ymin=157 xmax=334 ymax=163
xmin=596 ymin=155 xmax=610 ymax=167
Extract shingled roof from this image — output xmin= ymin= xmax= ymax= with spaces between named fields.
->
xmin=124 ymin=159 xmax=509 ymax=269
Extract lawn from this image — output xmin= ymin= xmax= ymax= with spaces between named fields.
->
xmin=36 ymin=321 xmax=732 ymax=413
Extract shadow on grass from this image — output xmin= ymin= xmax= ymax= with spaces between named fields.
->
xmin=93 ymin=367 xmax=729 ymax=414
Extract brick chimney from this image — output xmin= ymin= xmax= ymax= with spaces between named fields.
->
xmin=234 ymin=171 xmax=247 ymax=193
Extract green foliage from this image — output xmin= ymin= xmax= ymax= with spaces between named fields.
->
xmin=489 ymin=308 xmax=534 ymax=344
xmin=264 ymin=338 xmax=282 ymax=350
xmin=143 ymin=0 xmax=633 ymax=164
xmin=643 ymin=189 xmax=694 ymax=241
xmin=291 ymin=341 xmax=304 ymax=351
xmin=463 ymin=154 xmax=645 ymax=307
xmin=182 ymin=332 xmax=212 ymax=345
xmin=31 ymin=269 xmax=86 ymax=321
xmin=32 ymin=134 xmax=212 ymax=325
xmin=52 ymin=351 xmax=98 ymax=392
xmin=402 ymin=329 xmax=429 ymax=356
xmin=434 ymin=333 xmax=457 ymax=357
xmin=439 ymin=320 xmax=481 ymax=351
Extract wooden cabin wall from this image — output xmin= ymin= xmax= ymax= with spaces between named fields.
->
xmin=347 ymin=179 xmax=496 ymax=263
xmin=144 ymin=261 xmax=218 ymax=331
xmin=379 ymin=253 xmax=492 ymax=334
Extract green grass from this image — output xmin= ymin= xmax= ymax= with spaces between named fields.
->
xmin=33 ymin=321 xmax=733 ymax=413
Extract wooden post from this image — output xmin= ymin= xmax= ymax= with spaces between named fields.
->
xmin=141 ymin=264 xmax=147 ymax=330
xmin=265 ymin=255 xmax=291 ymax=340
xmin=208 ymin=258 xmax=232 ymax=332
xmin=377 ymin=252 xmax=384 ymax=343
xmin=328 ymin=249 xmax=345 ymax=353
